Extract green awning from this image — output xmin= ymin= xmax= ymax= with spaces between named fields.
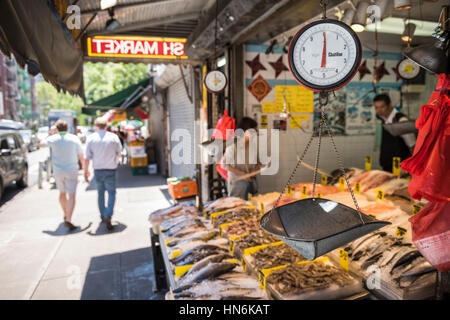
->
xmin=82 ymin=78 xmax=150 ymax=115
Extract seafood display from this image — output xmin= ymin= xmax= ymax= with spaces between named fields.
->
xmin=170 ymin=244 xmax=228 ymax=266
xmin=234 ymin=230 xmax=280 ymax=251
xmin=173 ymin=273 xmax=267 ymax=300
xmin=151 ymin=164 xmax=438 ymax=300
xmin=205 ymin=197 xmax=250 ymax=216
xmin=266 ymin=261 xmax=356 ymax=297
xmin=212 ymin=207 xmax=260 ymax=227
xmin=250 ymin=243 xmax=306 ymax=270
xmin=222 ymin=219 xmax=261 ymax=237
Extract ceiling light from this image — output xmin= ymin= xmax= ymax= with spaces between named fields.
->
xmin=401 ymin=23 xmax=416 ymax=43
xmin=341 ymin=9 xmax=355 ymax=26
xmin=101 ymin=0 xmax=117 ymax=10
xmin=365 ymin=17 xmax=438 ymax=36
xmin=351 ymin=1 xmax=370 ymax=32
xmin=106 ymin=8 xmax=119 ymax=31
xmin=374 ymin=0 xmax=390 ymax=19
xmin=404 ymin=39 xmax=448 ymax=74
xmin=217 ymin=56 xmax=226 ymax=68
xmin=394 ymin=0 xmax=411 ymax=10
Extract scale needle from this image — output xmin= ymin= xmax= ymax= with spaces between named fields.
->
xmin=321 ymin=32 xmax=327 ymax=68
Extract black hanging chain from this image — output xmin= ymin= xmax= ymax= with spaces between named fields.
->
xmin=213 ymin=0 xmax=218 ymax=69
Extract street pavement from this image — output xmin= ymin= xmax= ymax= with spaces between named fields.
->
xmin=0 ymin=147 xmax=172 ymax=299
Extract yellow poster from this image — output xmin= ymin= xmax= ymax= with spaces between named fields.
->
xmin=275 ymin=85 xmax=313 ymax=113
xmin=289 ymin=115 xmax=310 ymax=129
xmin=262 ymin=102 xmax=282 ymax=113
xmin=260 ymin=114 xmax=268 ymax=129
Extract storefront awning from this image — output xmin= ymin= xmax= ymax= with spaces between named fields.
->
xmin=0 ymin=0 xmax=84 ymax=96
xmin=82 ymin=78 xmax=150 ymax=115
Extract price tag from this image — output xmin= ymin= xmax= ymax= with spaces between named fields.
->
xmin=174 ymin=264 xmax=193 ymax=277
xmin=392 ymin=157 xmax=401 ymax=177
xmin=339 ymin=177 xmax=345 ymax=191
xmin=224 ymin=259 xmax=239 ymax=264
xmin=339 ymin=248 xmax=349 ymax=272
xmin=164 ymin=238 xmax=176 ymax=245
xmin=412 ymin=204 xmax=422 ymax=215
xmin=321 ymin=175 xmax=328 ymax=186
xmin=171 ymin=250 xmax=182 ymax=259
xmin=203 ymin=208 xmax=207 ymax=219
xmin=365 ymin=156 xmax=372 ymax=171
xmin=396 ymin=226 xmax=407 ymax=237
xmin=260 ymin=203 xmax=265 ymax=213
xmin=286 ymin=186 xmax=293 ymax=197
xmin=375 ymin=189 xmax=384 ymax=201
xmin=355 ymin=182 xmax=361 ymax=194
xmin=369 ymin=214 xmax=376 ymax=219
xmin=241 ymin=257 xmax=247 ymax=272
xmin=248 ymin=193 xmax=252 ymax=201
xmin=317 ymin=193 xmax=323 ymax=198
xmin=258 ymin=270 xmax=266 ymax=289
xmin=229 ymin=241 xmax=235 ymax=255
xmin=301 ymin=186 xmax=307 ymax=199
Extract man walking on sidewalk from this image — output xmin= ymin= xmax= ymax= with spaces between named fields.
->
xmin=84 ymin=118 xmax=122 ymax=231
xmin=41 ymin=120 xmax=84 ymax=231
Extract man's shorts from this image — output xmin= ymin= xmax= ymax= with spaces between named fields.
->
xmin=54 ymin=170 xmax=78 ymax=194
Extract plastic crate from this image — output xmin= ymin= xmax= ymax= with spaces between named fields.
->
xmin=130 ymin=157 xmax=148 ymax=167
xmin=131 ymin=166 xmax=148 ymax=176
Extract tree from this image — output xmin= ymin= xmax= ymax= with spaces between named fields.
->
xmin=83 ymin=62 xmax=149 ymax=104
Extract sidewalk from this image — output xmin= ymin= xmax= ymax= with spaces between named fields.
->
xmin=0 ymin=165 xmax=171 ymax=300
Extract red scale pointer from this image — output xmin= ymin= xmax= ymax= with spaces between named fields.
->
xmin=321 ymin=32 xmax=327 ymax=68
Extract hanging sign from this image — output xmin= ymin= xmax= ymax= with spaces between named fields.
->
xmin=87 ymin=36 xmax=188 ymax=59
xmin=260 ymin=115 xmax=268 ymax=129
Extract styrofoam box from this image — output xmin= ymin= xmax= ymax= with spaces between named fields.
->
xmin=148 ymin=163 xmax=157 ymax=174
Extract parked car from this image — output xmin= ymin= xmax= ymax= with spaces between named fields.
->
xmin=36 ymin=126 xmax=49 ymax=143
xmin=0 ymin=131 xmax=28 ymax=202
xmin=19 ymin=130 xmax=40 ymax=152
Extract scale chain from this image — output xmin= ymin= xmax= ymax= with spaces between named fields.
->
xmin=270 ymin=132 xmax=316 ymax=213
xmin=312 ymin=110 xmax=325 ymax=198
xmin=321 ymin=115 xmax=364 ymax=224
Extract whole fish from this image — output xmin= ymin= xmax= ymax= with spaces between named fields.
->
xmin=167 ymin=231 xmax=219 ymax=247
xmin=170 ymin=244 xmax=227 ymax=264
xmin=173 ymin=227 xmax=208 ymax=238
xmin=378 ymin=245 xmax=412 ymax=268
xmin=390 ymin=250 xmax=422 ymax=274
xmin=181 ymin=253 xmax=232 ymax=279
xmin=177 ymin=262 xmax=237 ymax=288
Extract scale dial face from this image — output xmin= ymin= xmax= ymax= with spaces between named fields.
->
xmin=397 ymin=58 xmax=421 ymax=80
xmin=204 ymin=70 xmax=227 ymax=94
xmin=289 ymin=19 xmax=362 ymax=92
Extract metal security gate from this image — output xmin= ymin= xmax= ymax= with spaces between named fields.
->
xmin=167 ymin=71 xmax=196 ymax=178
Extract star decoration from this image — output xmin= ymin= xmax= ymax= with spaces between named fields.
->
xmin=358 ymin=60 xmax=371 ymax=80
xmin=392 ymin=64 xmax=402 ymax=82
xmin=246 ymin=54 xmax=267 ymax=77
xmin=373 ymin=61 xmax=390 ymax=83
xmin=247 ymin=74 xmax=272 ymax=102
xmin=269 ymin=56 xmax=289 ymax=78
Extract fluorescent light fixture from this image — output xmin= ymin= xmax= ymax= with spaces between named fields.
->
xmin=365 ymin=17 xmax=438 ymax=37
xmin=217 ymin=56 xmax=226 ymax=68
xmin=101 ymin=0 xmax=117 ymax=10
xmin=351 ymin=1 xmax=369 ymax=33
xmin=394 ymin=0 xmax=411 ymax=10
xmin=401 ymin=23 xmax=416 ymax=42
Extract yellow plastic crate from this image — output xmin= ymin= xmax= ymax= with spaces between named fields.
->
xmin=130 ymin=157 xmax=148 ymax=167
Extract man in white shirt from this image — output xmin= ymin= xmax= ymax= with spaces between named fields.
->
xmin=84 ymin=118 xmax=122 ymax=230
xmin=374 ymin=94 xmax=416 ymax=172
xmin=41 ymin=120 xmax=84 ymax=231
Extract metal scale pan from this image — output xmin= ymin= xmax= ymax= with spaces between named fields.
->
xmin=260 ymin=198 xmax=391 ymax=261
